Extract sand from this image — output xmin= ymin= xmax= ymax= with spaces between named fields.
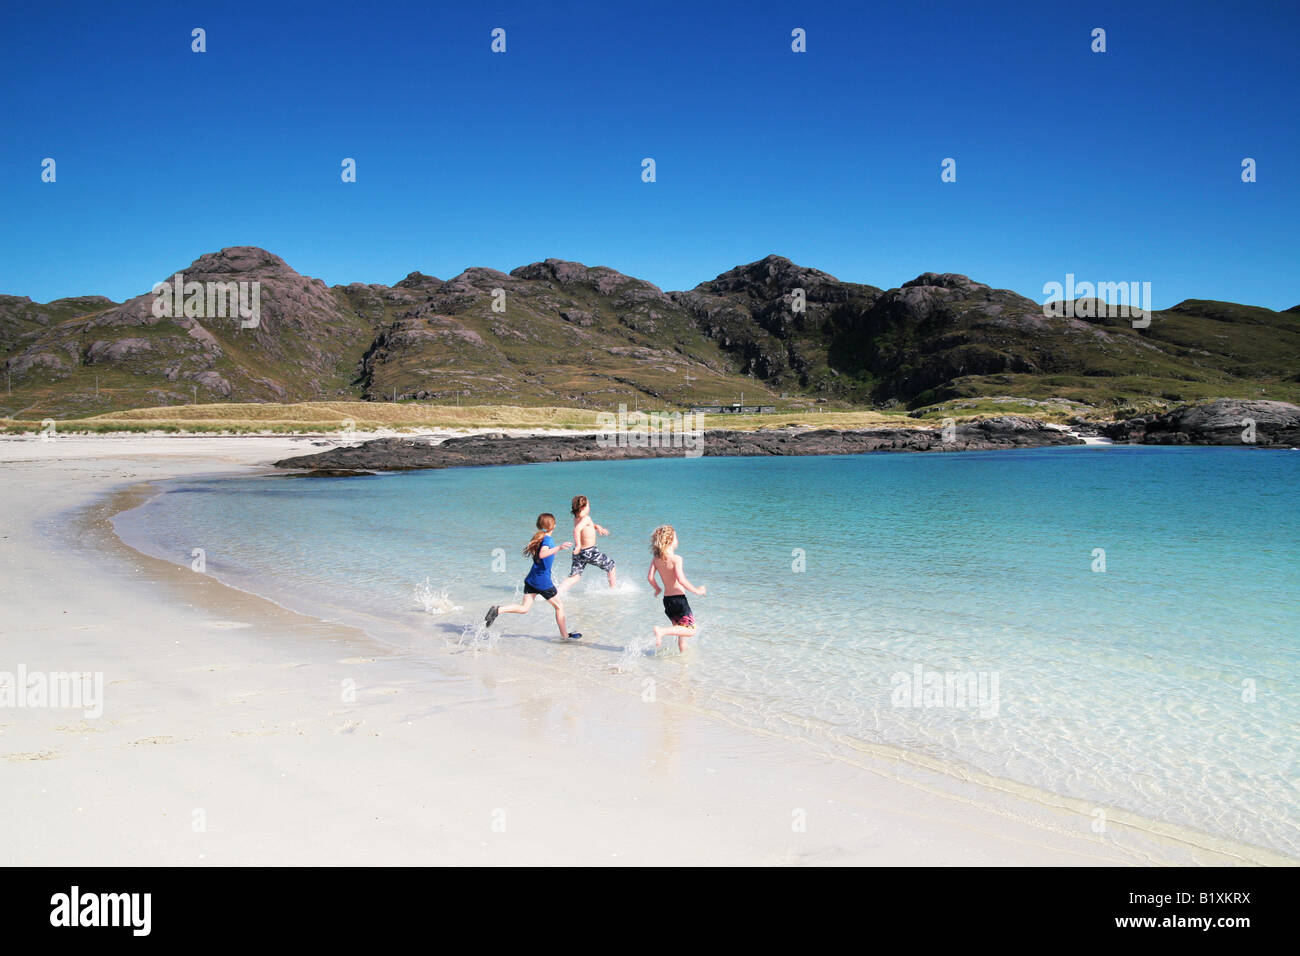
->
xmin=0 ymin=434 xmax=1264 ymax=865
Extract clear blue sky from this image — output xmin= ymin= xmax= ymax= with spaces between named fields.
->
xmin=2 ymin=0 xmax=1296 ymax=309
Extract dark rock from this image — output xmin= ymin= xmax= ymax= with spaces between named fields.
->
xmin=1102 ymin=399 xmax=1300 ymax=446
xmin=279 ymin=468 xmax=377 ymax=478
xmin=273 ymin=417 xmax=1083 ymax=473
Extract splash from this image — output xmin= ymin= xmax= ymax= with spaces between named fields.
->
xmin=579 ymin=578 xmax=642 ymax=597
xmin=457 ymin=621 xmax=500 ymax=652
xmin=616 ymin=633 xmax=662 ymax=671
xmin=415 ymin=578 xmax=463 ymax=614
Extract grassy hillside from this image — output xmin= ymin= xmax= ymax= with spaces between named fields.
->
xmin=3 ymin=247 xmax=1295 ymax=421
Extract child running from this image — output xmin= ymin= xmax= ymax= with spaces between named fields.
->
xmin=484 ymin=513 xmax=579 ymax=640
xmin=557 ymin=494 xmax=617 ymax=593
xmin=647 ymin=524 xmax=707 ymax=653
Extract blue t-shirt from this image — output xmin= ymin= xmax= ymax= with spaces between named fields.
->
xmin=524 ymin=534 xmax=555 ymax=589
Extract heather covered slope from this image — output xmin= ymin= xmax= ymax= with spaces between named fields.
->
xmin=3 ymin=247 xmax=1296 ymax=419
xmin=350 ymin=258 xmax=764 ymax=409
xmin=0 ymin=248 xmax=376 ymax=419
xmin=676 ymin=260 xmax=1300 ymax=411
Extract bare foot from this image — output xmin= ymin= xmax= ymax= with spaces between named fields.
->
xmin=653 ymin=625 xmax=665 ymax=648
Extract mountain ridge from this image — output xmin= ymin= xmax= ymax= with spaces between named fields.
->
xmin=3 ymin=247 xmax=1297 ymax=419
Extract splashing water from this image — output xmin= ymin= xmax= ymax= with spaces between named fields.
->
xmin=456 ymin=622 xmax=499 ymax=652
xmin=576 ymin=578 xmax=642 ymax=598
xmin=415 ymin=578 xmax=463 ymax=614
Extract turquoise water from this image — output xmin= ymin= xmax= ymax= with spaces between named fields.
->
xmin=113 ymin=445 xmax=1300 ymax=857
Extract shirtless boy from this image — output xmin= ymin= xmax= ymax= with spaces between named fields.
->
xmin=557 ymin=494 xmax=617 ymax=593
xmin=647 ymin=524 xmax=707 ymax=653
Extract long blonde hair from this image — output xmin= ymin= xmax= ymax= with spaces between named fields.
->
xmin=650 ymin=525 xmax=676 ymax=558
xmin=524 ymin=513 xmax=557 ymax=557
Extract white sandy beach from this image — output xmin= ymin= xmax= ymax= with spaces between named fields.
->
xmin=0 ymin=434 xmax=1268 ymax=866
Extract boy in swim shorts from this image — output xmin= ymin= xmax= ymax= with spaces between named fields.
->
xmin=647 ymin=524 xmax=707 ymax=653
xmin=557 ymin=494 xmax=617 ymax=593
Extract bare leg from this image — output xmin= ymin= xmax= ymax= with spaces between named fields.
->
xmin=546 ymin=595 xmax=568 ymax=639
xmin=606 ymin=566 xmax=617 ymax=589
xmin=556 ymin=573 xmax=580 ymax=594
xmin=497 ymin=594 xmax=536 ymax=615
xmin=653 ymin=624 xmax=695 ymax=652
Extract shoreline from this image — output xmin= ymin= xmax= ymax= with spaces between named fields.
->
xmin=102 ymin=467 xmax=1299 ymax=868
xmin=271 ymin=417 xmax=1086 ymax=474
xmin=2 ymin=434 xmax=1291 ymax=865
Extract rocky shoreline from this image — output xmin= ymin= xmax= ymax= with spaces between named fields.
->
xmin=1101 ymin=399 xmax=1300 ymax=446
xmin=273 ymin=416 xmax=1083 ymax=474
xmin=271 ymin=400 xmax=1300 ymax=475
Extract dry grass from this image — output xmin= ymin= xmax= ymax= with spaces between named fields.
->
xmin=0 ymin=401 xmax=933 ymax=435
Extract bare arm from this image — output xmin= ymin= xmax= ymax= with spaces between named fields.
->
xmin=675 ymin=556 xmax=706 ymax=596
xmin=540 ymin=541 xmax=572 ymax=559
xmin=594 ymin=521 xmax=610 ymax=536
xmin=647 ymin=561 xmax=661 ymax=595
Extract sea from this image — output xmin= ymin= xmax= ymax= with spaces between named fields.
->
xmin=111 ymin=444 xmax=1300 ymax=859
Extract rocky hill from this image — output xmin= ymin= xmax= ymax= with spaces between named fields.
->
xmin=3 ymin=247 xmax=1297 ymax=419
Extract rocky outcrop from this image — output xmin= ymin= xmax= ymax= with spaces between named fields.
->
xmin=273 ymin=417 xmax=1082 ymax=473
xmin=1102 ymin=399 xmax=1300 ymax=445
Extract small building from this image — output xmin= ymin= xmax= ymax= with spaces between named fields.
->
xmin=690 ymin=404 xmax=777 ymax=414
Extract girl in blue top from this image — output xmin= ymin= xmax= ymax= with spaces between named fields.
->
xmin=484 ymin=513 xmax=580 ymax=640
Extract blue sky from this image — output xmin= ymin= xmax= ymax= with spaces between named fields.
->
xmin=2 ymin=0 xmax=1297 ymax=309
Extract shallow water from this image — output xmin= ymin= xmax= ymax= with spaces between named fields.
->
xmin=113 ymin=445 xmax=1300 ymax=857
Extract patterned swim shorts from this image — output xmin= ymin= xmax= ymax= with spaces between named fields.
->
xmin=569 ymin=546 xmax=616 ymax=577
xmin=662 ymin=594 xmax=695 ymax=629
